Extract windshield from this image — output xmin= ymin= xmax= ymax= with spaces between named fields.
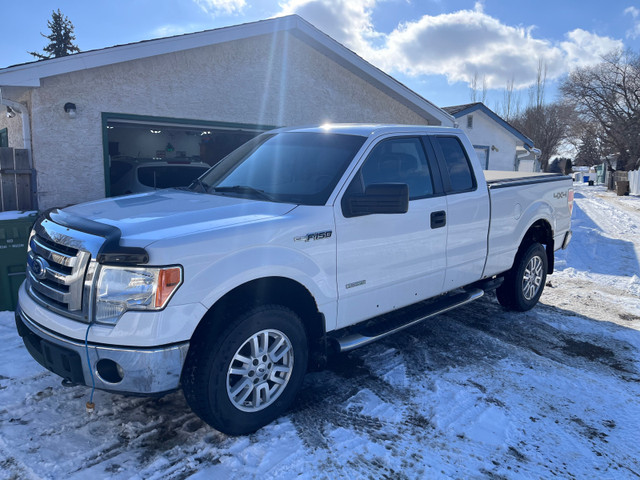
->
xmin=192 ymin=132 xmax=366 ymax=205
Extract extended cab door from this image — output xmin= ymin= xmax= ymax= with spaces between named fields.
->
xmin=428 ymin=135 xmax=490 ymax=291
xmin=334 ymin=136 xmax=448 ymax=329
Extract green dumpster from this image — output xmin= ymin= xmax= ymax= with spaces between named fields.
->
xmin=0 ymin=212 xmax=37 ymax=311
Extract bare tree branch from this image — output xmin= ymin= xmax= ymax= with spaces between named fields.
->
xmin=561 ymin=50 xmax=640 ymax=170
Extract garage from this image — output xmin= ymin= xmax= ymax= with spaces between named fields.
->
xmin=104 ymin=115 xmax=265 ymax=195
xmin=0 ymin=15 xmax=453 ymax=211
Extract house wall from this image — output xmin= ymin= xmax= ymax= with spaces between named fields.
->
xmin=28 ymin=32 xmax=432 ymax=209
xmin=457 ymin=110 xmax=520 ymax=171
xmin=0 ymin=90 xmax=29 ymax=149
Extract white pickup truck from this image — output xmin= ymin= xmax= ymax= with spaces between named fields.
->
xmin=16 ymin=125 xmax=573 ymax=434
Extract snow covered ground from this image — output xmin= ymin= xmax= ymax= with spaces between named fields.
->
xmin=1 ymin=184 xmax=639 ymax=479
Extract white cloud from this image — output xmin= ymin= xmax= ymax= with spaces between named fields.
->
xmin=625 ymin=6 xmax=639 ymax=18
xmin=560 ymin=29 xmax=623 ymax=69
xmin=277 ymin=0 xmax=624 ymax=91
xmin=194 ymin=0 xmax=246 ymax=16
xmin=279 ymin=0 xmax=381 ymax=54
xmin=624 ymin=6 xmax=640 ymax=39
xmin=375 ymin=8 xmax=566 ymax=89
xmin=152 ymin=24 xmax=205 ymax=38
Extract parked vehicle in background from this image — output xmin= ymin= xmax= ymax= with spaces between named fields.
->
xmin=16 ymin=125 xmax=573 ymax=435
xmin=109 ymin=157 xmax=211 ymax=195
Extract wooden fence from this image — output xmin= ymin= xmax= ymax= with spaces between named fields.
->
xmin=0 ymin=147 xmax=35 ymax=212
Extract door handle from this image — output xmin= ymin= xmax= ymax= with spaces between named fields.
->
xmin=431 ymin=210 xmax=446 ymax=229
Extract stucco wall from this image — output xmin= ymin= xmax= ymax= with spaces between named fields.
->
xmin=0 ymin=115 xmax=24 ymax=149
xmin=457 ymin=110 xmax=520 ymax=171
xmin=29 ymin=32 xmax=432 ymax=209
xmin=0 ymin=90 xmax=29 ymax=149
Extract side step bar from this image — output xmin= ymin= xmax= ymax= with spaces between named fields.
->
xmin=333 ymin=288 xmax=484 ymax=353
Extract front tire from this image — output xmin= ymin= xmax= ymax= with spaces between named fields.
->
xmin=182 ymin=305 xmax=308 ymax=435
xmin=497 ymin=242 xmax=548 ymax=312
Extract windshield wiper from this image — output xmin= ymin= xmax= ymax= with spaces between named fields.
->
xmin=212 ymin=185 xmax=276 ymax=201
xmin=190 ymin=177 xmax=210 ymax=193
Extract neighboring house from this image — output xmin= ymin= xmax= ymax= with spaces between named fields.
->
xmin=0 ymin=15 xmax=454 ymax=210
xmin=443 ymin=103 xmax=539 ymax=172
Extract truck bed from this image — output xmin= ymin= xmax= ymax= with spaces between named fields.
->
xmin=482 ymin=169 xmax=573 ymax=279
xmin=484 ymin=170 xmax=570 ymax=189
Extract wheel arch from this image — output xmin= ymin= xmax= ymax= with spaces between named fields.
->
xmin=190 ymin=276 xmax=327 ymax=367
xmin=519 ymin=219 xmax=555 ymax=273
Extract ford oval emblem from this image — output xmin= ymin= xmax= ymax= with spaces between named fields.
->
xmin=31 ymin=256 xmax=49 ymax=280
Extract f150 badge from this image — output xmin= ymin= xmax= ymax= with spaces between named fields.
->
xmin=294 ymin=230 xmax=333 ymax=242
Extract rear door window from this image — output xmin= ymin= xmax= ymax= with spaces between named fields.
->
xmin=432 ymin=136 xmax=476 ymax=193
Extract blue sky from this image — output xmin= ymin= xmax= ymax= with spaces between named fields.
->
xmin=2 ymin=0 xmax=640 ymax=111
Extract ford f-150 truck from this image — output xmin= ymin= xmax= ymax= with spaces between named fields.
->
xmin=15 ymin=125 xmax=573 ymax=434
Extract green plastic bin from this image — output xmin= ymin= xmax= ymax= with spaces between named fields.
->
xmin=0 ymin=213 xmax=37 ymax=311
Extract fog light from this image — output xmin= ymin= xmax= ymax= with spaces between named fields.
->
xmin=96 ymin=359 xmax=125 ymax=384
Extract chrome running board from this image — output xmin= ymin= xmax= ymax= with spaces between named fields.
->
xmin=334 ymin=288 xmax=484 ymax=353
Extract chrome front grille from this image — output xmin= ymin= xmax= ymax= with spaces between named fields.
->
xmin=26 ymin=218 xmax=101 ymax=322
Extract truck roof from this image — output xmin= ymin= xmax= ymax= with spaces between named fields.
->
xmin=275 ymin=124 xmax=464 ymax=137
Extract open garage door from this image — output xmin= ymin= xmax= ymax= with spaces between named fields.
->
xmin=103 ymin=115 xmax=269 ymax=196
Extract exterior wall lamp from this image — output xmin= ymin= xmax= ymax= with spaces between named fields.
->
xmin=64 ymin=102 xmax=77 ymax=118
xmin=6 ymin=106 xmax=16 ymax=118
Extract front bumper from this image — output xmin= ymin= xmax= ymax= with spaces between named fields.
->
xmin=15 ymin=307 xmax=190 ymax=395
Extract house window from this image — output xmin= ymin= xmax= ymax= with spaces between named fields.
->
xmin=467 ymin=115 xmax=473 ymax=129
xmin=0 ymin=128 xmax=7 ymax=148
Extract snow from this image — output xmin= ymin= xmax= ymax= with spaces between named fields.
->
xmin=1 ymin=184 xmax=640 ymax=479
xmin=0 ymin=211 xmax=37 ymax=221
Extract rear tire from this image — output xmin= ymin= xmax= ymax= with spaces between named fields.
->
xmin=182 ymin=305 xmax=308 ymax=435
xmin=497 ymin=242 xmax=547 ymax=312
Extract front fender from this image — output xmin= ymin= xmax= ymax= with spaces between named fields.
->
xmin=195 ymin=245 xmax=336 ymax=310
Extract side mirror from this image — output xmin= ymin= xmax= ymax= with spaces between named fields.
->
xmin=343 ymin=183 xmax=409 ymax=218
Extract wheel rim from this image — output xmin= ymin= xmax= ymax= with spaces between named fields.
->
xmin=522 ymin=255 xmax=544 ymax=301
xmin=226 ymin=329 xmax=294 ymax=413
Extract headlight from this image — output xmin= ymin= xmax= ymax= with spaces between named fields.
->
xmin=95 ymin=265 xmax=183 ymax=324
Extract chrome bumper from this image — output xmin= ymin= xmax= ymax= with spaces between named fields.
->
xmin=15 ymin=307 xmax=189 ymax=395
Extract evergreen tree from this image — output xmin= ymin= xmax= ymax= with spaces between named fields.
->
xmin=29 ymin=9 xmax=80 ymax=60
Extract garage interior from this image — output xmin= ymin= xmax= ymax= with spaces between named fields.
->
xmin=105 ymin=117 xmax=265 ymax=195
